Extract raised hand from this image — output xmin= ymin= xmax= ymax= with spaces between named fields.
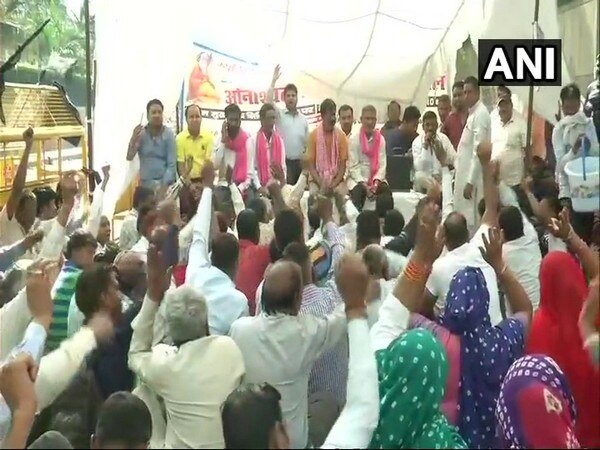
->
xmin=23 ymin=229 xmax=44 ymax=249
xmin=201 ymin=161 xmax=215 ymax=188
xmin=60 ymin=171 xmax=80 ymax=205
xmin=335 ymin=254 xmax=369 ymax=318
xmin=478 ymin=226 xmax=505 ymax=274
xmin=130 ymin=124 xmax=144 ymax=149
xmin=415 ymin=201 xmax=443 ymax=263
xmin=26 ymin=259 xmax=59 ymax=330
xmin=272 ymin=64 xmax=282 ymax=85
xmin=87 ymin=311 xmax=115 ymax=344
xmin=316 ymin=194 xmax=334 ymax=224
xmin=548 ymin=207 xmax=573 ymax=241
xmin=101 ymin=164 xmax=111 ymax=179
xmin=0 ymin=353 xmax=38 ymax=415
xmin=147 ymin=228 xmax=172 ymax=303
xmin=22 ymin=127 xmax=34 ymax=147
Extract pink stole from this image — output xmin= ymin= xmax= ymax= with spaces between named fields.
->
xmin=360 ymin=127 xmax=381 ymax=185
xmin=230 ymin=129 xmax=250 ymax=185
xmin=316 ymin=125 xmax=339 ymax=186
xmin=256 ymin=130 xmax=284 ymax=186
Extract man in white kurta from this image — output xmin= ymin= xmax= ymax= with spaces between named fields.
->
xmin=347 ymin=105 xmax=387 ymax=209
xmin=412 ymin=110 xmax=456 ymax=192
xmin=454 ymin=77 xmax=491 ymax=231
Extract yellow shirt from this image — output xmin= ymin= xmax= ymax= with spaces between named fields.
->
xmin=176 ymin=128 xmax=214 ymax=178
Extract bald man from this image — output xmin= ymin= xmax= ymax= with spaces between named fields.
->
xmin=361 ymin=244 xmax=394 ymax=328
xmin=229 ymin=253 xmax=370 ymax=449
xmin=114 ymin=251 xmax=147 ymax=303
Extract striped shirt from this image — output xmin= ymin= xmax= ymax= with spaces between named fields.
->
xmin=299 ymin=222 xmax=348 ymax=405
xmin=46 ymin=262 xmax=82 ymax=353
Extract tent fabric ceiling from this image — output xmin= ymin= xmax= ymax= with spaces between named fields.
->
xmin=93 ymin=0 xmax=571 ymax=218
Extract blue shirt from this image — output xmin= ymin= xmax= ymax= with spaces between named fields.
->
xmin=138 ymin=127 xmax=177 ymax=185
xmin=277 ymin=109 xmax=309 ymax=160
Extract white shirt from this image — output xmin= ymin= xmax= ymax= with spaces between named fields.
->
xmin=346 ymin=131 xmax=387 ymax=190
xmin=497 ymin=184 xmax=542 ymax=311
xmin=491 ymin=114 xmax=527 ymax=187
xmin=229 ymin=306 xmax=347 ymax=449
xmin=128 ymin=297 xmax=245 ymax=449
xmin=119 ymin=210 xmax=139 ymax=251
xmin=426 ymin=239 xmax=503 ymax=326
xmin=247 ymin=132 xmax=287 ymax=189
xmin=321 ymin=318 xmax=379 ymax=449
xmin=131 ymin=236 xmax=150 ymax=262
xmin=187 ymin=187 xmax=249 ymax=335
xmin=0 ymin=206 xmax=28 ymax=257
xmin=213 ymin=133 xmax=253 ymax=191
xmin=411 ymin=132 xmax=456 ymax=186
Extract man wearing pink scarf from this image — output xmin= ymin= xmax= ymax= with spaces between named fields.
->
xmin=307 ymin=98 xmax=349 ymax=194
xmin=347 ymin=105 xmax=387 ymax=209
xmin=213 ymin=103 xmax=253 ymax=191
xmin=248 ymin=103 xmax=287 ymax=195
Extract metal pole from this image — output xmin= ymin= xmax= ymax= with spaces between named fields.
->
xmin=525 ymin=0 xmax=541 ymax=171
xmin=84 ymin=0 xmax=94 ymax=188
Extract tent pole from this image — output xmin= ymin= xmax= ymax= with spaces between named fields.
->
xmin=525 ymin=0 xmax=541 ymax=172
xmin=84 ymin=0 xmax=95 ymax=187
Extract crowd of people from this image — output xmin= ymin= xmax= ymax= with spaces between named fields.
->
xmin=0 ymin=61 xmax=599 ymax=449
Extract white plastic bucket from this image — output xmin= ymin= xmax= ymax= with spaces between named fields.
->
xmin=565 ymin=156 xmax=600 ymax=212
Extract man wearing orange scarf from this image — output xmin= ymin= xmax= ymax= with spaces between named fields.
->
xmin=347 ymin=105 xmax=387 ymax=210
xmin=306 ymin=98 xmax=349 ymax=194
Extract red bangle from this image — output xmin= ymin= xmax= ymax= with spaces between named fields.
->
xmin=404 ymin=260 xmax=430 ymax=282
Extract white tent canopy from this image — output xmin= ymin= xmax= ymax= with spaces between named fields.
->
xmin=94 ymin=0 xmax=572 ymax=217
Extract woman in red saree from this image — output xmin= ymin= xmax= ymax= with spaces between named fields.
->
xmin=526 ymin=251 xmax=600 ymax=448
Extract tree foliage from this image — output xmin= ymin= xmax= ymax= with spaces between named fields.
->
xmin=3 ymin=0 xmax=89 ymax=77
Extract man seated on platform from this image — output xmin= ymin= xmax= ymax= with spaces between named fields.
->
xmin=412 ymin=111 xmax=456 ymax=192
xmin=347 ymin=105 xmax=387 ymax=211
xmin=214 ymin=103 xmax=252 ymax=194
xmin=307 ymin=98 xmax=349 ymax=195
xmin=248 ymin=103 xmax=287 ymax=197
xmin=385 ymin=105 xmax=421 ymax=156
xmin=338 ymin=104 xmax=357 ymax=139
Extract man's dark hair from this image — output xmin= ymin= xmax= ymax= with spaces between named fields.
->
xmin=247 ymin=198 xmax=267 ymax=223
xmin=146 ymin=98 xmax=164 ymax=114
xmin=132 ymin=186 xmax=155 ymax=210
xmin=499 ymin=206 xmax=524 ymax=242
xmin=32 ymin=186 xmax=57 ymax=216
xmin=437 ymin=94 xmax=451 ymax=104
xmin=185 ymin=103 xmax=202 ymax=117
xmin=422 ymin=110 xmax=438 ymax=123
xmin=320 ymin=98 xmax=337 ymax=116
xmin=65 ymin=230 xmax=97 ymax=260
xmin=236 ymin=209 xmax=260 ymax=244
xmin=387 ymin=100 xmax=401 ymax=111
xmin=283 ymin=83 xmax=298 ymax=95
xmin=356 ymin=210 xmax=381 ymax=249
xmin=224 ymin=103 xmax=242 ymax=117
xmin=560 ymin=83 xmax=581 ymax=102
xmin=384 ymin=209 xmax=405 ymax=237
xmin=338 ymin=104 xmax=353 ymax=116
xmin=351 ymin=183 xmax=368 ymax=211
xmin=542 ymin=195 xmax=562 ymax=217
xmin=211 ymin=233 xmax=240 ymax=275
xmin=464 ymin=76 xmax=480 ymax=92
xmin=94 ymin=392 xmax=151 ymax=449
xmin=402 ymin=105 xmax=421 ymax=123
xmin=443 ymin=212 xmax=469 ymax=250
xmin=478 ymin=198 xmax=486 ymax=218
xmin=274 ymin=209 xmax=303 ymax=252
xmin=498 ymin=84 xmax=512 ymax=96
xmin=75 ymin=263 xmax=115 ymax=321
xmin=137 ymin=205 xmax=157 ymax=236
xmin=282 ymin=242 xmax=310 ymax=268
xmin=259 ymin=102 xmax=276 ymax=120
xmin=222 ymin=383 xmax=283 ymax=449
xmin=452 ymin=80 xmax=465 ymax=91
xmin=375 ymin=186 xmax=394 ymax=219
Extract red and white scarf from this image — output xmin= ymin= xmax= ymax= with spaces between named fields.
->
xmin=316 ymin=125 xmax=340 ymax=186
xmin=256 ymin=130 xmax=284 ymax=186
xmin=360 ymin=127 xmax=381 ymax=186
xmin=230 ymin=129 xmax=250 ymax=185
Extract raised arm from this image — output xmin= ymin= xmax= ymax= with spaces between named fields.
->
xmin=479 ymin=226 xmax=533 ymax=324
xmin=477 ymin=141 xmax=500 ymax=226
xmin=468 ymin=111 xmax=491 ymax=186
xmin=5 ymin=128 xmax=34 ymax=219
xmin=126 ymin=125 xmax=144 ymax=161
xmin=86 ymin=165 xmax=110 ymax=237
xmin=186 ymin=163 xmax=215 ymax=283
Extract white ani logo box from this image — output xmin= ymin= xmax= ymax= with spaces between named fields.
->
xmin=478 ymin=39 xmax=562 ymax=87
